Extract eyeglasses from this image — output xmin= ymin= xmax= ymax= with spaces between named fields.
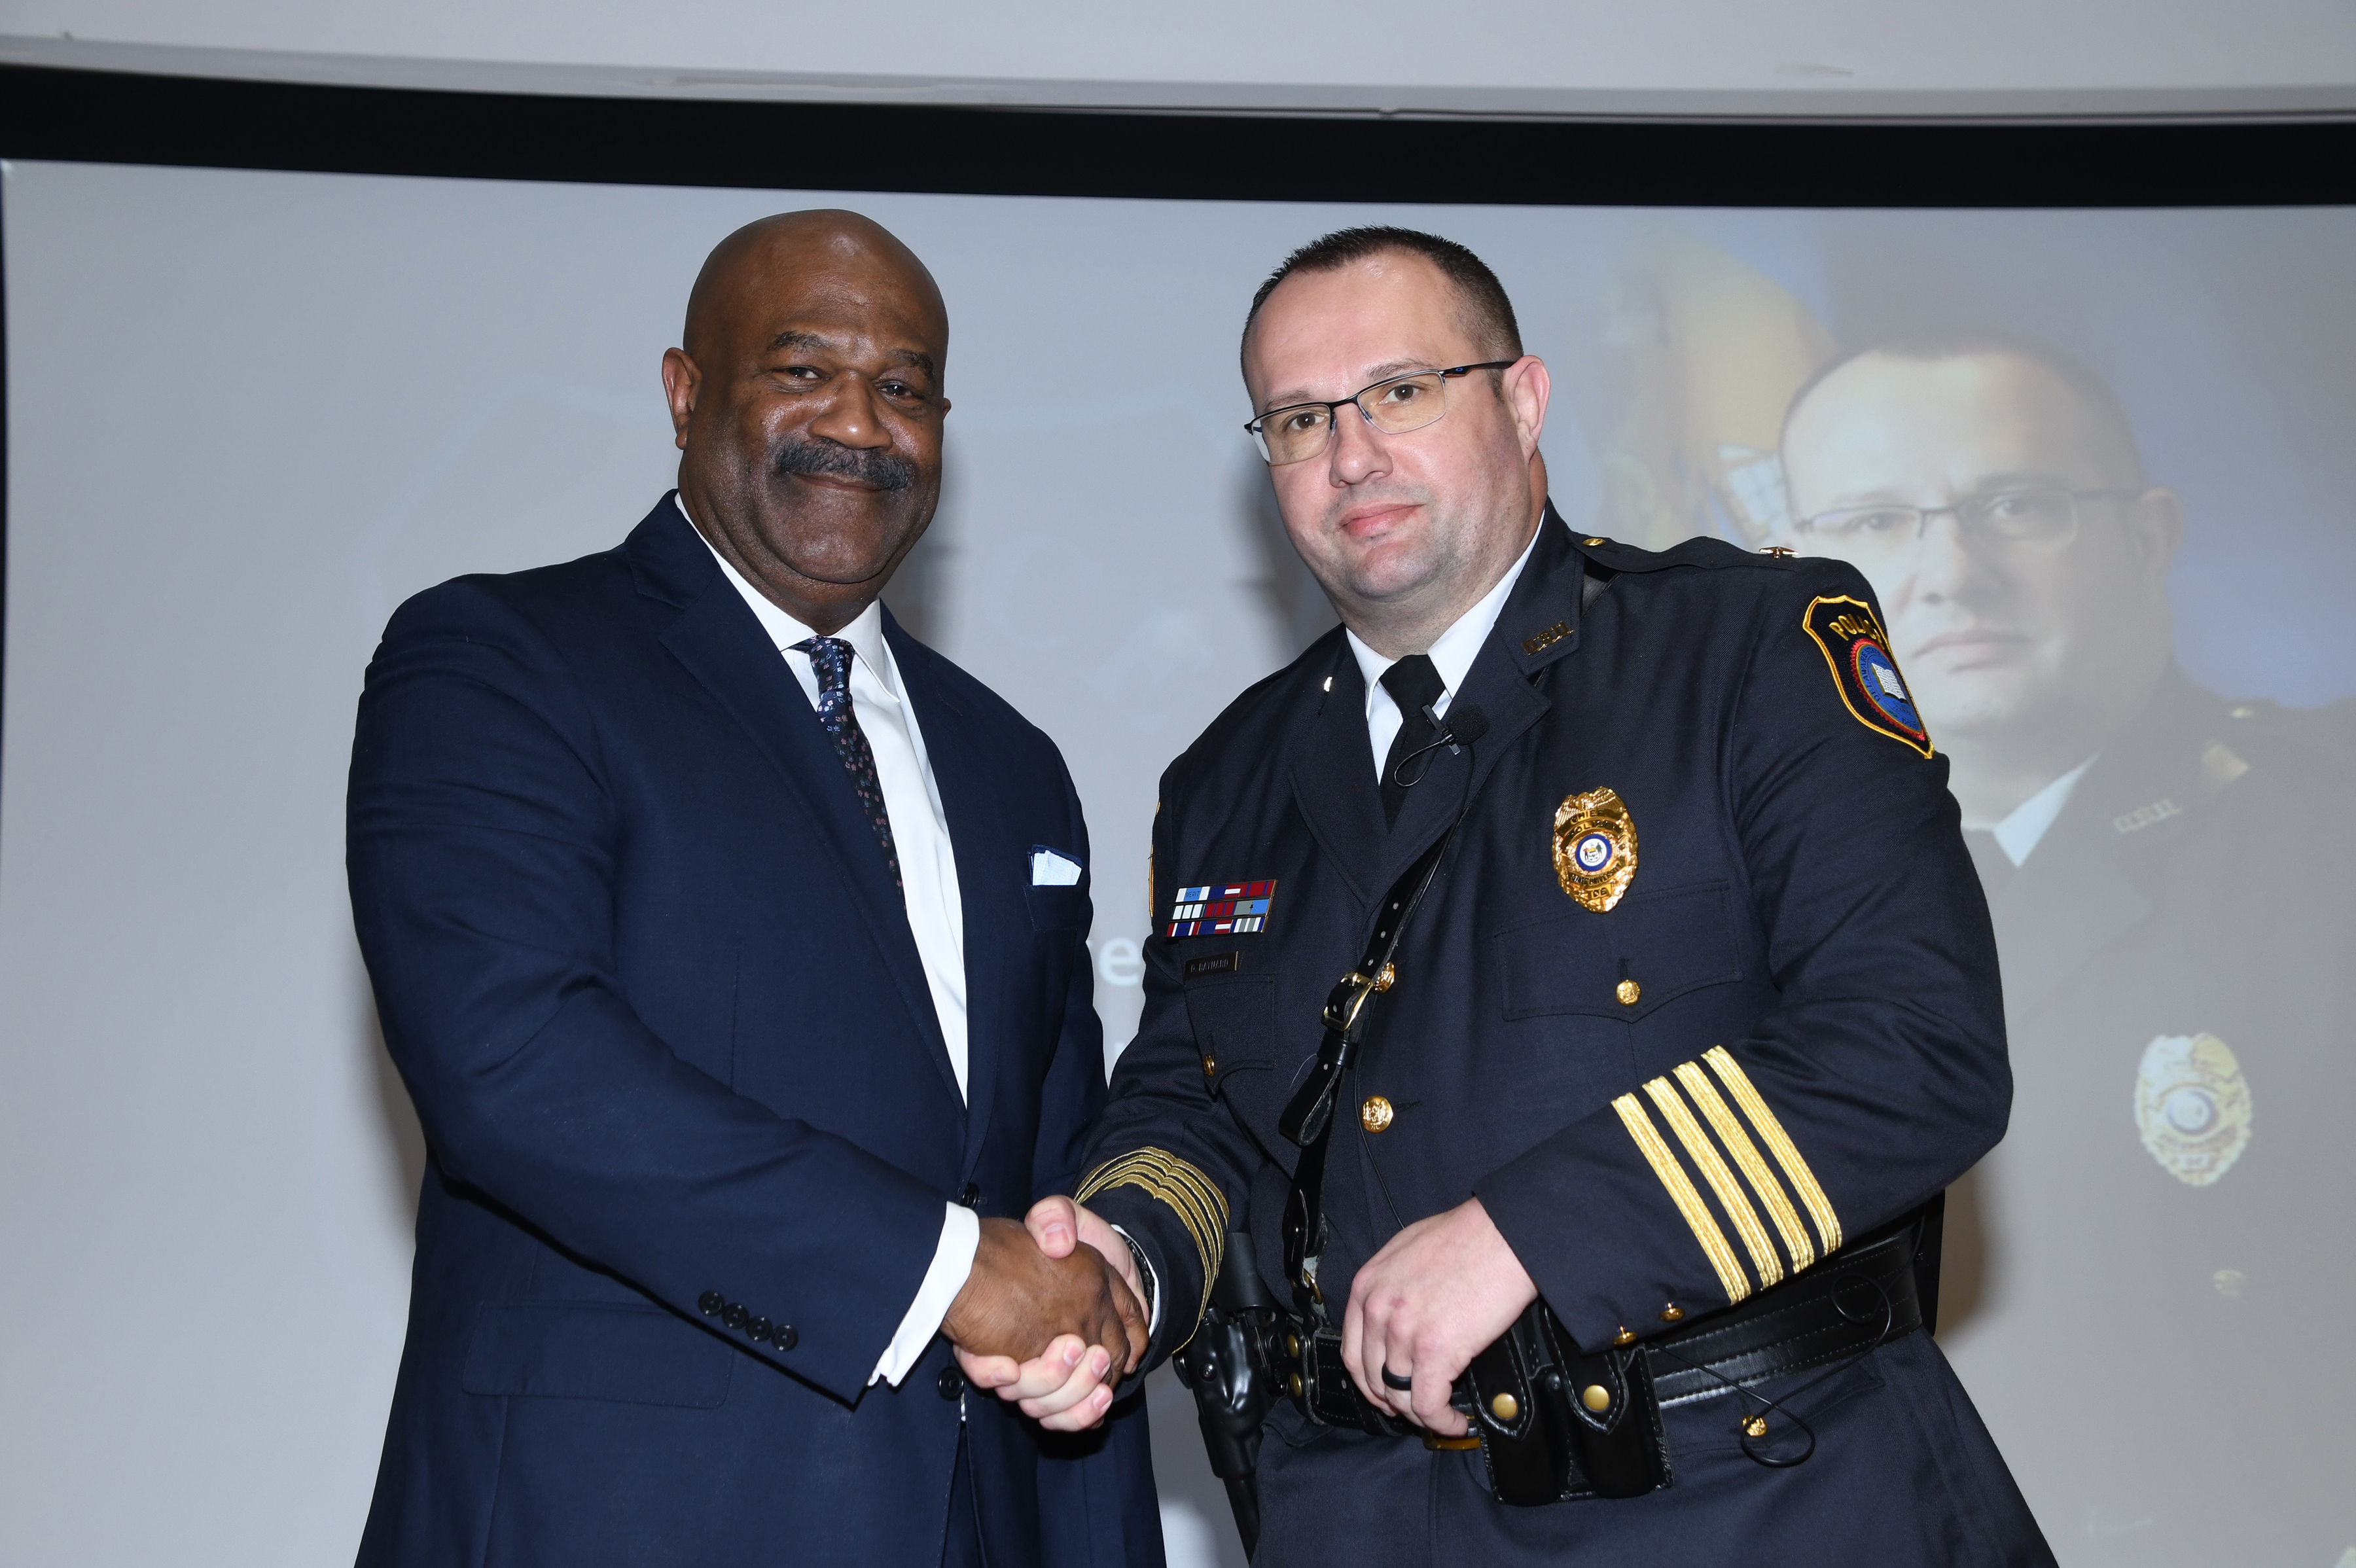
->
xmin=1792 ymin=488 xmax=2139 ymax=566
xmin=1244 ymin=361 xmax=1518 ymax=467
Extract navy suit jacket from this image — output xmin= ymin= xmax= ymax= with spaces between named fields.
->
xmin=348 ymin=495 xmax=1160 ymax=1567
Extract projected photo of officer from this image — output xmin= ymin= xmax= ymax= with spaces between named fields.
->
xmin=1779 ymin=334 xmax=2356 ymax=1565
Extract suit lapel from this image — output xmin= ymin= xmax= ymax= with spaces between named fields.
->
xmin=628 ymin=500 xmax=959 ymax=1100
xmin=1373 ymin=516 xmax=1582 ymax=887
xmin=887 ymin=618 xmax=1012 ymax=1174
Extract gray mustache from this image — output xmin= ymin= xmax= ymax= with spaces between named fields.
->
xmin=772 ymin=436 xmax=916 ymax=492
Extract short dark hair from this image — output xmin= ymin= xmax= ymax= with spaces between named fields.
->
xmin=1785 ymin=330 xmax=2145 ymax=485
xmin=1240 ymin=226 xmax=1523 ymax=381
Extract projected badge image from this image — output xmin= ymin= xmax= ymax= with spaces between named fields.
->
xmin=1777 ymin=334 xmax=2356 ymax=1565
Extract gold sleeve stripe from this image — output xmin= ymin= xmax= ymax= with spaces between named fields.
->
xmin=1675 ymin=1060 xmax=1815 ymax=1273
xmin=1704 ymin=1046 xmax=1842 ymax=1254
xmin=1643 ymin=1077 xmax=1782 ymax=1290
xmin=1076 ymin=1148 xmax=1230 ymax=1332
xmin=1611 ymin=1093 xmax=1751 ymax=1305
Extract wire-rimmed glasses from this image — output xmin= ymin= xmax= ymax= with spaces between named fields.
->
xmin=1791 ymin=488 xmax=2139 ymax=568
xmin=1244 ymin=361 xmax=1518 ymax=467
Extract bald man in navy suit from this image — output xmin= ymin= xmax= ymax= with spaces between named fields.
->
xmin=348 ymin=211 xmax=1158 ymax=1567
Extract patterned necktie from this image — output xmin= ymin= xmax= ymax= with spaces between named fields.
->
xmin=1378 ymin=654 xmax=1448 ymax=828
xmin=793 ymin=637 xmax=902 ymax=888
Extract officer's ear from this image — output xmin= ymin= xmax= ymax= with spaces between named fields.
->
xmin=1501 ymin=355 xmax=1550 ymax=462
xmin=2122 ymin=488 xmax=2184 ymax=589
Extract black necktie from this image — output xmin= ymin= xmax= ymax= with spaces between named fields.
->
xmin=1378 ymin=654 xmax=1448 ymax=828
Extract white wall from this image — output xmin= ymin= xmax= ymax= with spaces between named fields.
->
xmin=3 ymin=0 xmax=2354 ymax=115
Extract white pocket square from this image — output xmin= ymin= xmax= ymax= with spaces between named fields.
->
xmin=1031 ymin=848 xmax=1083 ymax=886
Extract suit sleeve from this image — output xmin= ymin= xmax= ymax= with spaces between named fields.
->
xmin=1477 ymin=560 xmax=2009 ymax=1350
xmin=1071 ymin=781 xmax=1272 ymax=1366
xmin=347 ymin=581 xmax=946 ymax=1402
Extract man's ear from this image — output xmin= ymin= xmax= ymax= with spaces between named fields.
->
xmin=660 ymin=348 xmax=700 ymax=452
xmin=2127 ymin=488 xmax=2185 ymax=587
xmin=1503 ymin=355 xmax=1550 ymax=460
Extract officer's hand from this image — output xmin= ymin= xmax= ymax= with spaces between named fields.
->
xmin=1342 ymin=1197 xmax=1537 ymax=1436
xmin=942 ymin=1217 xmax=1146 ymax=1425
xmin=955 ymin=1198 xmax=1145 ymax=1433
xmin=1024 ymin=1196 xmax=1146 ymax=1315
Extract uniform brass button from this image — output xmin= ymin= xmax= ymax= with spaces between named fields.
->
xmin=1490 ymin=1392 xmax=1520 ymax=1421
xmin=1360 ymin=1096 xmax=1395 ymax=1133
xmin=1285 ymin=1334 xmax=1301 ymax=1357
xmin=1743 ymin=1414 xmax=1769 ymax=1438
xmin=1288 ymin=1372 xmax=1305 ymax=1398
xmin=1615 ymin=978 xmax=1641 ymax=1007
xmin=1202 ymin=1055 xmax=1217 ymax=1078
xmin=1660 ymin=1304 xmax=1685 ymax=1323
xmin=1581 ymin=1385 xmax=1612 ymax=1413
xmin=1584 ymin=537 xmax=1607 ymax=546
xmin=1372 ymin=963 xmax=1396 ymax=992
xmin=1613 ymin=1327 xmax=1637 ymax=1346
xmin=1759 ymin=544 xmax=1795 ymax=559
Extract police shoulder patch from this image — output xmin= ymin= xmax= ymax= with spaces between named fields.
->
xmin=1802 ymin=596 xmax=1933 ymax=757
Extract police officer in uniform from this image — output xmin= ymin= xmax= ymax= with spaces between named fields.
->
xmin=975 ymin=228 xmax=2054 ymax=1564
xmin=1782 ymin=336 xmax=2356 ymax=1565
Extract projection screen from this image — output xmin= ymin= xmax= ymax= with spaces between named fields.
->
xmin=3 ymin=156 xmax=2351 ymax=1567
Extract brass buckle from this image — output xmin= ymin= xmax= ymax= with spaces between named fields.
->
xmin=1423 ymin=1433 xmax=1482 ymax=1452
xmin=1319 ymin=963 xmax=1397 ymax=1033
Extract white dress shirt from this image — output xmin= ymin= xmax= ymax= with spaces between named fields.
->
xmin=1989 ymin=757 xmax=2097 ymax=868
xmin=685 ymin=498 xmax=978 ymax=1389
xmin=1348 ymin=518 xmax=1548 ymax=774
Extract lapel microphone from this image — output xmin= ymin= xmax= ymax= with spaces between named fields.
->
xmin=1390 ymin=703 xmax=1490 ymax=791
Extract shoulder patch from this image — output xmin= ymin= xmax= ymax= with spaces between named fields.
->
xmin=1802 ymin=596 xmax=1934 ymax=758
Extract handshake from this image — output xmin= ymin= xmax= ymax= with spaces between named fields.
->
xmin=941 ymin=1198 xmax=1141 ymax=1434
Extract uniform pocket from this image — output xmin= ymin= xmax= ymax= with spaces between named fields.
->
xmin=461 ymin=1300 xmax=733 ymax=1408
xmin=1183 ymin=973 xmax=1277 ymax=1095
xmin=1497 ymin=882 xmax=1741 ymax=1022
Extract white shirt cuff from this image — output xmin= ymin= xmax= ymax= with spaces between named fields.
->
xmin=1108 ymin=1223 xmax=1164 ymax=1338
xmin=868 ymin=1202 xmax=981 ymax=1387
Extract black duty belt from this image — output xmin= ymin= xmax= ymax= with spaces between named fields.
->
xmin=1279 ymin=1209 xmax=1924 ymax=1433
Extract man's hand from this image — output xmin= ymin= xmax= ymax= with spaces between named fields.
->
xmin=942 ymin=1216 xmax=1145 ymax=1432
xmin=1342 ymin=1197 xmax=1537 ymax=1435
xmin=955 ymin=1197 xmax=1143 ymax=1433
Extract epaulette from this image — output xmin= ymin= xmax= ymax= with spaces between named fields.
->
xmin=1572 ymin=533 xmax=1804 ymax=573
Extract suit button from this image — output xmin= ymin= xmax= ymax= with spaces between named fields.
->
xmin=721 ymin=1303 xmax=748 ymax=1330
xmin=1615 ymin=978 xmax=1641 ymax=1007
xmin=937 ymin=1366 xmax=965 ymax=1401
xmin=957 ymin=1183 xmax=981 ymax=1207
xmin=698 ymin=1292 xmax=724 ymax=1317
xmin=774 ymin=1323 xmax=797 ymax=1351
xmin=747 ymin=1317 xmax=772 ymax=1342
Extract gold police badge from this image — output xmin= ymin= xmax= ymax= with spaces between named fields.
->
xmin=1554 ymin=788 xmax=1638 ymax=913
xmin=2133 ymin=1033 xmax=2253 ymax=1187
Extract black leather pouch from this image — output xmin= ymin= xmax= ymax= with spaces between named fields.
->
xmin=1457 ymin=1304 xmax=1671 ymax=1504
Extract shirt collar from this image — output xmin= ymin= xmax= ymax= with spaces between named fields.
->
xmin=1346 ymin=514 xmax=1548 ymax=712
xmin=678 ymin=493 xmax=894 ymax=693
